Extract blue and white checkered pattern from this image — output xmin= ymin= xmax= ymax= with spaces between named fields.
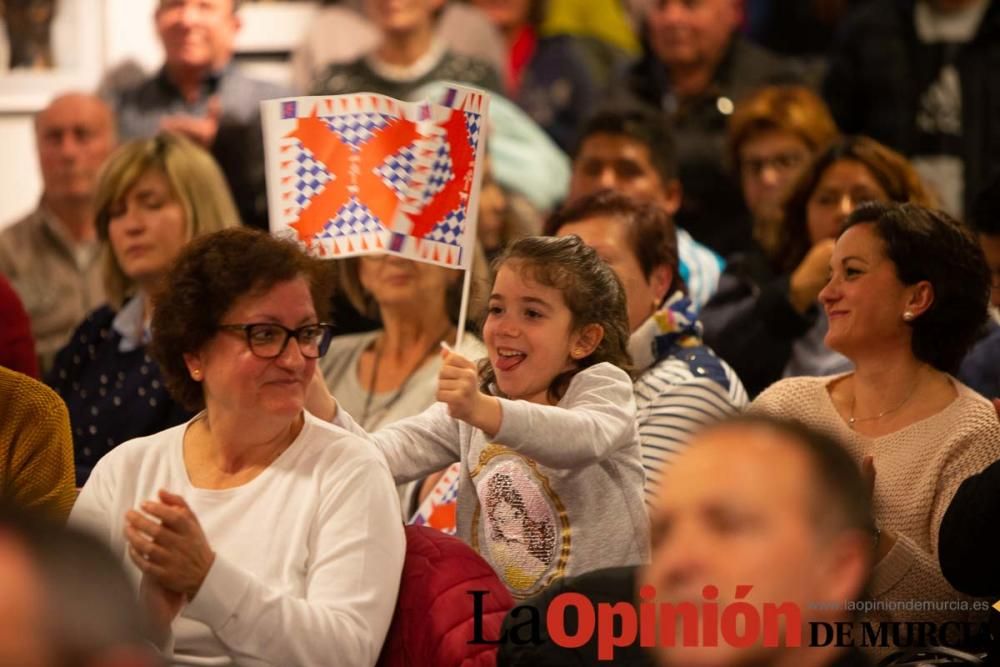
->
xmin=438 ymin=475 xmax=460 ymax=504
xmin=413 ymin=143 xmax=454 ymax=206
xmin=293 ymin=143 xmax=333 ymax=207
xmin=322 ymin=112 xmax=392 ymax=149
xmin=318 ymin=197 xmax=384 ymax=239
xmin=374 ymin=144 xmax=417 ymax=199
xmin=425 ymin=207 xmax=466 ymax=247
xmin=465 ymin=112 xmax=481 ymax=152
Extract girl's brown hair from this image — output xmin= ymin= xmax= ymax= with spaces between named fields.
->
xmin=478 ymin=235 xmax=632 ymax=402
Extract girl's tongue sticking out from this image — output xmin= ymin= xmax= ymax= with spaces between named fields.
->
xmin=495 ymin=348 xmax=526 ymax=371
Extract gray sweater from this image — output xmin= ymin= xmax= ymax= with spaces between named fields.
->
xmin=335 ymin=362 xmax=649 ymax=599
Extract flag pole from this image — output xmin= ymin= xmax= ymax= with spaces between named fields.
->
xmin=454 ymin=258 xmax=473 ymax=351
xmin=452 ymin=91 xmax=489 ymax=353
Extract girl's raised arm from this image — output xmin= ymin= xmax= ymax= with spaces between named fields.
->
xmin=490 ymin=363 xmax=637 ymax=470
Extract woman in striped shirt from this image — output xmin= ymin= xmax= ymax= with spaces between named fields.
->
xmin=552 ymin=189 xmax=748 ymax=503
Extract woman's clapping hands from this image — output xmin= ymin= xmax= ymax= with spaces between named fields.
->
xmin=125 ymin=489 xmax=215 ymax=597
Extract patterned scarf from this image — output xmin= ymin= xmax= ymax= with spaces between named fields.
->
xmin=628 ymin=292 xmax=704 ymax=374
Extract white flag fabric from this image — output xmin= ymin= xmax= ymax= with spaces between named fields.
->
xmin=261 ymin=86 xmax=490 ymax=270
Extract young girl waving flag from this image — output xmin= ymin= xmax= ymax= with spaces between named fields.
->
xmin=313 ymin=235 xmax=649 ymax=598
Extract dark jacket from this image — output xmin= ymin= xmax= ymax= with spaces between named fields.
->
xmin=517 ymin=34 xmax=610 ymax=153
xmin=46 ymin=305 xmax=191 ymax=485
xmin=699 ymin=244 xmax=816 ymax=398
xmin=958 ymin=321 xmax=1000 ymax=400
xmin=612 ymin=36 xmax=801 ymax=257
xmin=824 ymin=0 xmax=1000 ymax=216
xmin=940 ymin=456 xmax=1000 ymax=598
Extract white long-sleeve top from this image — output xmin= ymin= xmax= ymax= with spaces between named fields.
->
xmin=70 ymin=411 xmax=405 ymax=667
xmin=335 ymin=362 xmax=649 ymax=600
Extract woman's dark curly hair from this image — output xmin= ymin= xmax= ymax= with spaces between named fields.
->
xmin=478 ymin=235 xmax=632 ymax=402
xmin=775 ymin=136 xmax=936 ymax=274
xmin=841 ymin=202 xmax=990 ymax=373
xmin=149 ymin=228 xmax=335 ymax=411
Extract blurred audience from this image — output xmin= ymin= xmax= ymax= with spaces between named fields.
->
xmin=727 ymin=85 xmax=838 ymax=259
xmin=824 ymin=0 xmax=1000 ymax=218
xmin=752 ymin=201 xmax=1000 ymax=638
xmin=0 ymin=275 xmax=39 ymax=378
xmin=497 ymin=415 xmax=874 ymax=667
xmin=551 ymin=190 xmax=747 ymax=504
xmin=562 ymin=106 xmax=723 ymax=310
xmin=702 ymin=136 xmax=935 ymax=397
xmin=472 ymin=0 xmax=611 ymax=151
xmin=958 ymin=173 xmax=1000 ymax=398
xmin=745 ymin=0 xmax=866 ymax=67
xmin=612 ymin=0 xmax=802 ymax=257
xmin=0 ymin=509 xmax=159 ymax=667
xmin=292 ymin=0 xmax=506 ymax=93
xmin=478 ymin=166 xmax=544 ymax=265
xmin=0 ymin=368 xmax=75 ymax=521
xmin=104 ymin=0 xmax=287 ymax=230
xmin=543 ymin=0 xmax=642 ymax=57
xmin=0 ymin=93 xmax=116 ymax=372
xmin=47 ymin=133 xmax=238 ymax=485
xmin=320 ymin=250 xmax=487 ymax=515
xmin=71 ymin=228 xmax=404 ymax=666
xmin=310 ymin=0 xmax=501 ymax=101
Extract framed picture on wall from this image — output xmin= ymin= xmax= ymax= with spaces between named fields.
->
xmin=233 ymin=0 xmax=317 ymax=87
xmin=0 ymin=0 xmax=105 ymax=113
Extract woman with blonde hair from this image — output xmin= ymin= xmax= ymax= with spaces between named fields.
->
xmin=48 ymin=132 xmax=239 ymax=484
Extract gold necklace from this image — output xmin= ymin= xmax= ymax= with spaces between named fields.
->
xmin=848 ymin=373 xmax=922 ymax=428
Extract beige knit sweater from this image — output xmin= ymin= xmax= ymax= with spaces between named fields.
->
xmin=751 ymin=374 xmax=1000 ymax=632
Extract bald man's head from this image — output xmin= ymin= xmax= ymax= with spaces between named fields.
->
xmin=641 ymin=416 xmax=872 ymax=667
xmin=35 ymin=92 xmax=116 ymax=206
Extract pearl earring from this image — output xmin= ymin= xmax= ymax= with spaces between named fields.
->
xmin=192 ymin=369 xmax=202 ymax=379
xmin=903 ymin=311 xmax=914 ymax=322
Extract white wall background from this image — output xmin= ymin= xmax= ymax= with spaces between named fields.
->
xmin=0 ymin=0 xmax=314 ymax=229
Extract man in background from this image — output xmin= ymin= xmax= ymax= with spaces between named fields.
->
xmin=0 ymin=92 xmax=115 ymax=371
xmin=105 ymin=0 xmax=288 ymax=230
xmin=561 ymin=106 xmax=724 ymax=309
xmin=824 ymin=0 xmax=1000 ymax=219
xmin=612 ymin=0 xmax=801 ymax=258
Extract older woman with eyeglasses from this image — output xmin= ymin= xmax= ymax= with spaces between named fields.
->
xmin=70 ymin=228 xmax=405 ymax=667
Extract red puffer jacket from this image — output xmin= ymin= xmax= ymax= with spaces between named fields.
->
xmin=377 ymin=525 xmax=514 ymax=667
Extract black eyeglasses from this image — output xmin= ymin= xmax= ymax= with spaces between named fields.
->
xmin=740 ymin=150 xmax=808 ymax=177
xmin=218 ymin=323 xmax=334 ymax=359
